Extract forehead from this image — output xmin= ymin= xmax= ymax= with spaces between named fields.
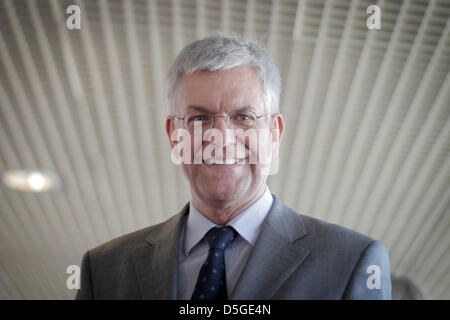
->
xmin=178 ymin=66 xmax=264 ymax=112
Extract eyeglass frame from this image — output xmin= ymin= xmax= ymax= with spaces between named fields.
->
xmin=173 ymin=107 xmax=273 ymax=133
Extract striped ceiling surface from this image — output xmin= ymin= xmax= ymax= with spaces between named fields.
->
xmin=0 ymin=0 xmax=449 ymax=299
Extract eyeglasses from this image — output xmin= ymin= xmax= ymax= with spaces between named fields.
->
xmin=175 ymin=109 xmax=270 ymax=133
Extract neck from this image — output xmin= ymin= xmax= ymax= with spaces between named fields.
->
xmin=191 ymin=185 xmax=266 ymax=226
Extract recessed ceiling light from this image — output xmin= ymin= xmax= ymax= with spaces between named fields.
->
xmin=2 ymin=170 xmax=60 ymax=193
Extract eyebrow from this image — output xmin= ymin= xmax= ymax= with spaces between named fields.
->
xmin=186 ymin=105 xmax=255 ymax=112
xmin=186 ymin=106 xmax=210 ymax=112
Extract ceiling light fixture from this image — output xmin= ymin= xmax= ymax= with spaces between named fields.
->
xmin=2 ymin=169 xmax=60 ymax=193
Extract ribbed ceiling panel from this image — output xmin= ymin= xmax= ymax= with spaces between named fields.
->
xmin=0 ymin=0 xmax=448 ymax=299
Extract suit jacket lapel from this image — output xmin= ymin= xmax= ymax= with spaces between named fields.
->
xmin=131 ymin=204 xmax=189 ymax=299
xmin=230 ymin=196 xmax=310 ymax=299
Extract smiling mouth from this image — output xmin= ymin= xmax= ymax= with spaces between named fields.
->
xmin=203 ymin=157 xmax=248 ymax=165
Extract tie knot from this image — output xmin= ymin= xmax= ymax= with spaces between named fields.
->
xmin=206 ymin=226 xmax=236 ymax=250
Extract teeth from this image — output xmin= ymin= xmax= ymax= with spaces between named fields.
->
xmin=204 ymin=158 xmax=224 ymax=165
xmin=204 ymin=158 xmax=243 ymax=165
xmin=224 ymin=159 xmax=236 ymax=165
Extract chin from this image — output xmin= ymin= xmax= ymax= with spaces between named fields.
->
xmin=196 ymin=178 xmax=244 ymax=202
xmin=200 ymin=184 xmax=238 ymax=201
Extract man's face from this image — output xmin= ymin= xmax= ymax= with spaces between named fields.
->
xmin=167 ymin=66 xmax=283 ymax=205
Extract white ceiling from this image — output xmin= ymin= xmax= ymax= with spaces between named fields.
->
xmin=0 ymin=0 xmax=449 ymax=299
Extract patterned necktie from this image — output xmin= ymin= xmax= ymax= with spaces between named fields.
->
xmin=191 ymin=226 xmax=237 ymax=300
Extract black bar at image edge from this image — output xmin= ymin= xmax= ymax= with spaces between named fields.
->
xmin=0 ymin=300 xmax=447 ymax=318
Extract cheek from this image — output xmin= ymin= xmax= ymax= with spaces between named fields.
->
xmin=237 ymin=131 xmax=272 ymax=165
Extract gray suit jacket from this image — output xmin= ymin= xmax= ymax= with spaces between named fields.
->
xmin=75 ymin=195 xmax=392 ymax=299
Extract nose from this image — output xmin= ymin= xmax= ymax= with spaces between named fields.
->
xmin=211 ymin=115 xmax=235 ymax=148
xmin=213 ymin=115 xmax=229 ymax=130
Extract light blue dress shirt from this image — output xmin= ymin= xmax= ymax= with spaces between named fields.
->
xmin=177 ymin=186 xmax=273 ymax=300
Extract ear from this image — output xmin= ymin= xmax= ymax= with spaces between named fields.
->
xmin=270 ymin=113 xmax=285 ymax=156
xmin=166 ymin=116 xmax=177 ymax=149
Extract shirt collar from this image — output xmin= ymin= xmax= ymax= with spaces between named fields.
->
xmin=184 ymin=186 xmax=273 ymax=256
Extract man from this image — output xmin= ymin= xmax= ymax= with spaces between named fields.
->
xmin=76 ymin=35 xmax=391 ymax=300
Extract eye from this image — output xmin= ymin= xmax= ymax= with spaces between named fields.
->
xmin=237 ymin=114 xmax=250 ymax=121
xmin=191 ymin=115 xmax=208 ymax=121
xmin=187 ymin=112 xmax=212 ymax=123
xmin=233 ymin=112 xmax=255 ymax=122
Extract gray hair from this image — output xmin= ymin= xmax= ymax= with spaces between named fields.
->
xmin=167 ymin=35 xmax=281 ymax=116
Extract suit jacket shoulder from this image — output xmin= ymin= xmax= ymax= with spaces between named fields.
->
xmin=299 ymin=212 xmax=375 ymax=257
xmin=76 ymin=205 xmax=187 ymax=299
xmin=265 ymin=197 xmax=391 ymax=299
xmin=89 ymin=211 xmax=182 ymax=262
